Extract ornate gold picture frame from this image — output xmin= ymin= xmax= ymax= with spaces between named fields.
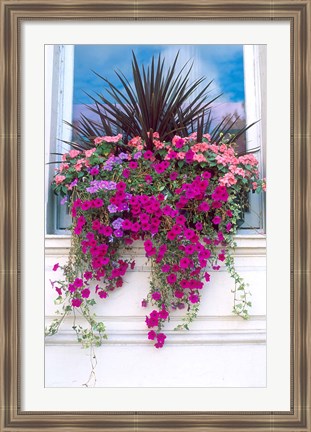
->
xmin=0 ymin=0 xmax=310 ymax=430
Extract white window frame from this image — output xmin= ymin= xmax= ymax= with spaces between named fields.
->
xmin=45 ymin=44 xmax=74 ymax=234
xmin=240 ymin=45 xmax=266 ymax=233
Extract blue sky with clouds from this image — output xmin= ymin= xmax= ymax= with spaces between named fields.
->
xmin=73 ymin=45 xmax=245 ymax=107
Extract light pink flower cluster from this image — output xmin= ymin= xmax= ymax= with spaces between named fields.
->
xmin=94 ymin=134 xmax=123 ymax=145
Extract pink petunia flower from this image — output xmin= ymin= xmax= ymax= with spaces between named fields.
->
xmin=55 ymin=175 xmax=66 ymax=185
xmin=69 ymin=149 xmax=80 ymax=158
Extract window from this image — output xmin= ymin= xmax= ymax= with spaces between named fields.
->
xmin=45 ymin=44 xmax=266 ymax=234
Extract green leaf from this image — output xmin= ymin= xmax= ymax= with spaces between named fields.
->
xmin=87 ymin=299 xmax=96 ymax=306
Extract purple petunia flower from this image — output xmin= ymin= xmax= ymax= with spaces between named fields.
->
xmin=112 ymin=218 xmax=124 ymax=229
xmin=108 ymin=204 xmax=118 ymax=213
xmin=119 ymin=152 xmax=129 ymax=160
xmin=114 ymin=229 xmax=124 ymax=238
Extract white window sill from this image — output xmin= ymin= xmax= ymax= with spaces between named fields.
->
xmin=45 ymin=234 xmax=266 ymax=256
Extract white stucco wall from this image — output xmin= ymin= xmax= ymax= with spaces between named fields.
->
xmin=45 ymin=235 xmax=266 ymax=388
xmin=44 ymin=44 xmax=267 ymax=389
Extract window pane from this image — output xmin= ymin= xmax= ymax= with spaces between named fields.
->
xmin=73 ymin=44 xmax=246 ymax=148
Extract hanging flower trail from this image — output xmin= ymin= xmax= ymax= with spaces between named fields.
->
xmin=47 ymin=131 xmax=266 ymax=349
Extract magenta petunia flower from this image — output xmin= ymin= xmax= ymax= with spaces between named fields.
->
xmin=174 ymin=137 xmax=185 ymax=148
xmin=122 ymin=219 xmax=132 ymax=230
xmin=116 ymin=181 xmax=126 ymax=191
xmin=73 ymin=278 xmax=83 ymax=288
xmin=159 ymin=308 xmax=169 ymax=320
xmin=189 ymin=294 xmax=199 ymax=304
xmin=172 ymin=264 xmax=180 ymax=272
xmin=184 ymin=228 xmax=195 ymax=240
xmin=176 ymin=215 xmax=186 ymax=226
xmin=174 ymin=290 xmax=184 ymax=299
xmin=101 ymin=257 xmax=110 ymax=266
xmin=226 ymin=223 xmax=232 ymax=232
xmin=162 ymin=264 xmax=170 ymax=273
xmin=145 ymin=175 xmax=153 ymax=184
xmin=180 ymin=279 xmax=189 ymax=289
xmin=101 ymin=226 xmax=113 ymax=236
xmin=129 ymin=161 xmax=138 ymax=169
xmin=202 ymin=171 xmax=212 ymax=179
xmin=171 ymin=225 xmax=182 ymax=235
xmin=185 ymin=244 xmax=196 ymax=255
xmin=68 ymin=283 xmax=76 ymax=293
xmin=52 ymin=263 xmax=59 ymax=271
xmin=116 ymin=277 xmax=123 ymax=288
xmin=90 ymin=167 xmax=99 ymax=176
xmin=167 ymin=230 xmax=176 ymax=241
xmin=212 ymin=185 xmax=229 ymax=202
xmin=179 ymin=257 xmax=191 ymax=269
xmin=55 ymin=287 xmax=62 ymax=296
xmin=143 ymin=150 xmax=154 ymax=160
xmin=72 ymin=298 xmax=82 ymax=307
xmin=131 ymin=222 xmax=140 ymax=232
xmin=81 ymin=201 xmax=92 ymax=211
xmin=157 ymin=193 xmax=165 ymax=201
xmin=144 ymin=239 xmax=153 ymax=251
xmin=212 ymin=216 xmax=221 ymax=225
xmin=218 ymin=231 xmax=225 ymax=241
xmin=212 ymin=201 xmax=222 ymax=209
xmin=152 ymin=291 xmax=161 ymax=301
xmin=185 ymin=150 xmax=194 ymax=163
xmin=158 ymin=244 xmax=167 ymax=255
xmin=218 ymin=253 xmax=226 ymax=261
xmin=204 ymin=272 xmax=211 ymax=282
xmin=167 ymin=274 xmax=177 ymax=284
xmin=122 ymin=168 xmax=130 ymax=178
xmin=170 ymin=172 xmax=178 ymax=181
xmin=198 ymin=248 xmax=211 ymax=259
xmin=198 ymin=202 xmax=210 ymax=212
xmin=93 ymin=198 xmax=104 ymax=208
xmin=148 ymin=330 xmax=156 ymax=340
xmin=81 ymin=288 xmax=91 ymax=298
xmin=156 ymin=333 xmax=166 ymax=344
xmin=145 ymin=310 xmax=159 ymax=328
xmin=92 ymin=219 xmax=101 ymax=230
xmin=86 ymin=231 xmax=95 ymax=241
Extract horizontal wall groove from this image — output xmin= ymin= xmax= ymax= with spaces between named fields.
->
xmin=45 ymin=314 xmax=267 ymax=322
xmin=45 ymin=329 xmax=266 ymax=346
